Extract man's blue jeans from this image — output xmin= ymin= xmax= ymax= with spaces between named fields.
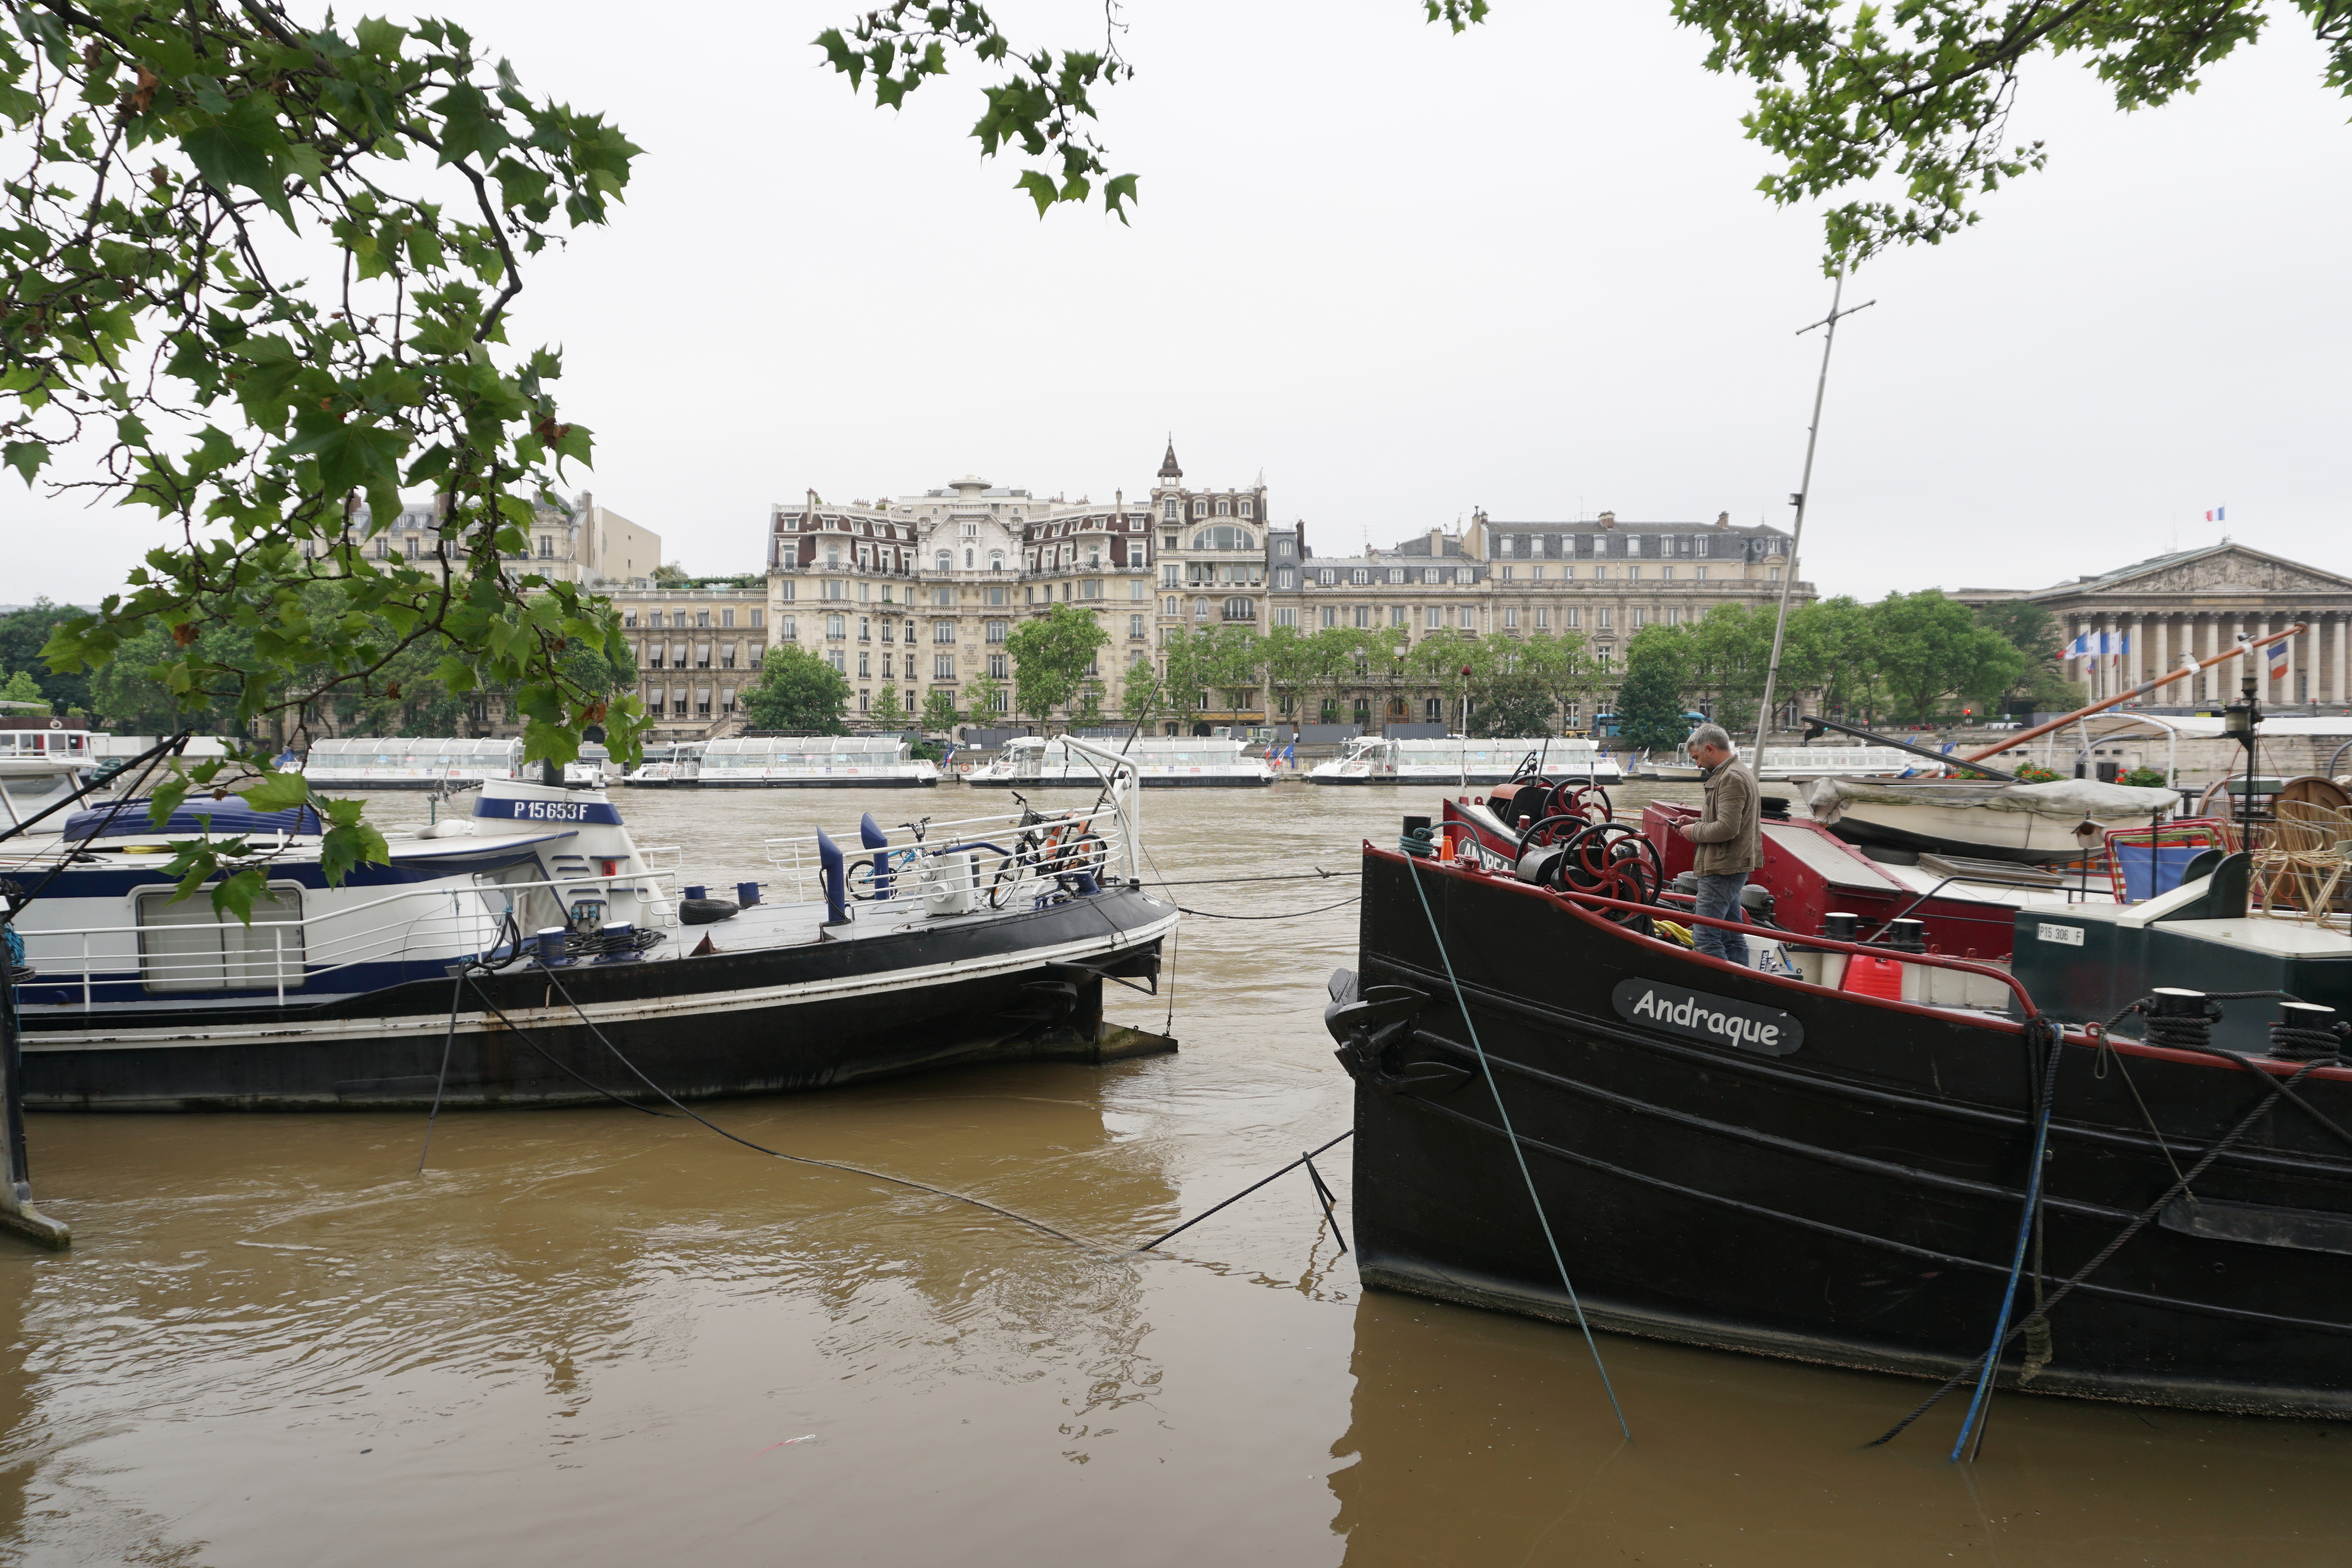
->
xmin=1690 ymin=872 xmax=1750 ymax=967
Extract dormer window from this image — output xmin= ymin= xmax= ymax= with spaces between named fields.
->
xmin=1239 ymin=500 xmax=1254 ymax=519
xmin=1215 ymin=499 xmax=1231 ymax=517
xmin=1192 ymin=500 xmax=1207 ymax=518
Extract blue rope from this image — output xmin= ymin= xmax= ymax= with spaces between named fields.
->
xmin=1405 ymin=857 xmax=1633 ymax=1443
xmin=1948 ymin=1016 xmax=2065 ymax=1460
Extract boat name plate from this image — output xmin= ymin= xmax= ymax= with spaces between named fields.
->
xmin=2036 ymin=922 xmax=2085 ymax=947
xmin=1611 ymin=978 xmax=1803 ymax=1057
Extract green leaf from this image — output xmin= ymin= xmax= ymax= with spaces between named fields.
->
xmin=237 ymin=770 xmax=313 ymax=813
xmin=1014 ymin=169 xmax=1058 ymax=215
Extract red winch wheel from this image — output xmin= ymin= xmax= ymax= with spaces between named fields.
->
xmin=1552 ymin=782 xmax=1613 ymax=827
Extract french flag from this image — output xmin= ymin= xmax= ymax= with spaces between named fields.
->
xmin=2206 ymin=506 xmax=2226 ymax=523
xmin=2269 ymin=638 xmax=2290 ymax=681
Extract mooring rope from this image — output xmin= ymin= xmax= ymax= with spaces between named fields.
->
xmin=1405 ymin=855 xmax=1633 ymax=1443
xmin=532 ymin=968 xmax=1124 ymax=1255
xmin=1948 ymin=1014 xmax=2065 ymax=1462
xmin=1871 ymin=1002 xmax=2333 ymax=1450
xmin=1173 ymin=895 xmax=1361 ymax=921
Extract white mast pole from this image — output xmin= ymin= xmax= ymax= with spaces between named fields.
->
xmin=1751 ymin=275 xmax=1873 ymax=759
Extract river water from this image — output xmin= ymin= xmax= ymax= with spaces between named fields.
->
xmin=2 ymin=780 xmax=2346 ymax=1565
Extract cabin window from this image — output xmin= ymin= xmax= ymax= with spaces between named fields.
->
xmin=138 ymin=884 xmax=305 ymax=994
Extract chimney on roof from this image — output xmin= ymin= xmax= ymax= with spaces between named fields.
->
xmin=1428 ymin=527 xmax=1444 ymax=555
xmin=1598 ymin=510 xmax=1616 ymax=530
xmin=1714 ymin=511 xmax=1730 ymax=529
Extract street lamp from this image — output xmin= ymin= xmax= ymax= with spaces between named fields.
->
xmin=2223 ymin=674 xmax=2260 ymax=841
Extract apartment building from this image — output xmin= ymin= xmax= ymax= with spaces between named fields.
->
xmin=1265 ymin=510 xmax=1810 ymax=728
xmin=607 ymin=583 xmax=770 ymax=738
xmin=764 ymin=473 xmax=1160 ymax=723
xmin=337 ymin=492 xmax=659 ymax=589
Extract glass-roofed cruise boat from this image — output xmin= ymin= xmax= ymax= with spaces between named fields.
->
xmin=697 ymin=735 xmax=940 ymax=788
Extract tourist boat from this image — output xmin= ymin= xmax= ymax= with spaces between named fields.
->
xmin=1328 ymin=776 xmax=2352 ymax=1419
xmin=1639 ymin=743 xmax=1939 ymax=784
xmin=965 ymin=735 xmax=1273 ymax=788
xmin=4 ymin=743 xmax=1173 ymax=1109
xmin=1756 ymin=744 xmax=1938 ymax=781
xmin=300 ymin=737 xmax=524 ymax=790
xmin=619 ymin=741 xmax=704 ymax=788
xmin=1309 ymin=736 xmax=1622 ymax=787
xmin=697 ymin=735 xmax=941 ymax=788
xmin=1805 ymin=774 xmax=2181 ymax=863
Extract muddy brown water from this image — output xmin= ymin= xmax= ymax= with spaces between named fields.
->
xmin=3 ymin=780 xmax=2347 ymax=1564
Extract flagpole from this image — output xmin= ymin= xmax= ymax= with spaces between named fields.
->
xmin=1751 ymin=275 xmax=1875 ymax=758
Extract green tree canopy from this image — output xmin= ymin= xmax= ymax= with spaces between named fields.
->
xmin=821 ymin=1 xmax=2352 ymax=265
xmin=1 ymin=1 xmax=643 ymax=916
xmin=740 ymin=647 xmax=850 ymax=735
xmin=0 ymin=600 xmax=89 ymax=714
xmin=1870 ymin=591 xmax=2029 ymax=724
xmin=0 ymin=668 xmax=48 ymax=706
xmin=1618 ymin=626 xmax=1699 ymax=752
xmin=1005 ymin=604 xmax=1111 ymax=728
xmin=920 ymin=687 xmax=962 ymax=735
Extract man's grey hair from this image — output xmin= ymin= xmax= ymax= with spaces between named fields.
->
xmin=1688 ymin=723 xmax=1734 ymax=754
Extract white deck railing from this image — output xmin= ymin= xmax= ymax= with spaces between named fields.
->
xmin=760 ymin=773 xmax=1144 ymax=907
xmin=16 ymin=862 xmax=679 ymax=1010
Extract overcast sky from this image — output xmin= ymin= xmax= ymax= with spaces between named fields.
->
xmin=8 ymin=0 xmax=2349 ymax=607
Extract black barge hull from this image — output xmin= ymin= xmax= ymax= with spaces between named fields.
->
xmin=1341 ymin=849 xmax=2352 ymax=1417
xmin=17 ymin=888 xmax=1172 ymax=1111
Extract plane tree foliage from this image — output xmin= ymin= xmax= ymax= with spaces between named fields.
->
xmin=0 ymin=0 xmax=641 ymax=918
xmin=820 ymin=0 xmax=2348 ymax=265
xmin=1004 ymin=602 xmax=1109 ymax=728
xmin=740 ymin=646 xmax=851 ymax=736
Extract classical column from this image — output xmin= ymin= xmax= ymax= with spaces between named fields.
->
xmin=2336 ymin=613 xmax=2348 ymax=706
xmin=2130 ymin=612 xmax=2146 ymax=697
xmin=2154 ymin=615 xmax=2170 ymax=698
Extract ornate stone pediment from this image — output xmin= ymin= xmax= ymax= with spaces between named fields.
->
xmin=2086 ymin=547 xmax=2352 ymax=599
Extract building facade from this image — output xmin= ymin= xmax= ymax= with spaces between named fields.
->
xmin=1264 ymin=509 xmax=1809 ymax=728
xmin=607 ymin=583 xmax=770 ymax=739
xmin=340 ymin=491 xmax=659 ymax=589
xmin=764 ymin=473 xmax=1161 ymax=726
xmin=1952 ymin=543 xmax=2352 ymax=711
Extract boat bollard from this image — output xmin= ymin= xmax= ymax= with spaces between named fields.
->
xmin=683 ymin=884 xmax=707 ymax=901
xmin=535 ymin=927 xmax=573 ymax=967
xmin=737 ymin=881 xmax=761 ymax=908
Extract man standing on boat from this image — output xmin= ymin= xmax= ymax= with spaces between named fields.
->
xmin=1677 ymin=724 xmax=1760 ymax=967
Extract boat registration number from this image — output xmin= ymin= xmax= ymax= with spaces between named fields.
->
xmin=1612 ymin=979 xmax=1803 ymax=1056
xmin=2036 ymin=922 xmax=2085 ymax=947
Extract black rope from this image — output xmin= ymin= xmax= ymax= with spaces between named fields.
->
xmin=1135 ymin=1131 xmax=1354 ymax=1252
xmin=1173 ymin=894 xmax=1361 ymax=921
xmin=533 ymin=968 xmax=1121 ymax=1255
xmin=1 ymin=733 xmax=187 ymax=914
xmin=2271 ymin=1020 xmax=2350 ymax=1062
xmin=459 ymin=974 xmax=677 ymax=1118
xmin=1870 ymin=1029 xmax=2331 ymax=1449
xmin=1145 ymin=870 xmax=1358 ymax=888
xmin=415 ymin=966 xmax=466 ymax=1176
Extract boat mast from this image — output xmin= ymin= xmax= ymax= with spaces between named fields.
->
xmin=1750 ymin=275 xmax=1874 ymax=760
